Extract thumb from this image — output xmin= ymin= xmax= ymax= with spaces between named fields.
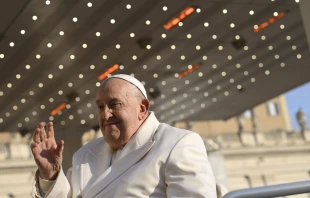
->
xmin=55 ymin=140 xmax=64 ymax=156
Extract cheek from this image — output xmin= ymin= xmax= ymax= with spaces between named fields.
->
xmin=97 ymin=113 xmax=102 ymax=123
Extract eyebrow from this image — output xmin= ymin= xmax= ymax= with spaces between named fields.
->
xmin=95 ymin=98 xmax=121 ymax=104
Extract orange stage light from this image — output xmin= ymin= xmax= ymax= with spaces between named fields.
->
xmin=50 ymin=103 xmax=67 ymax=116
xmin=98 ymin=64 xmax=119 ymax=80
xmin=164 ymin=7 xmax=196 ymax=30
xmin=254 ymin=12 xmax=286 ymax=33
xmin=177 ymin=64 xmax=200 ymax=79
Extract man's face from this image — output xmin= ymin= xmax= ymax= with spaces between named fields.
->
xmin=95 ymin=78 xmax=145 ymax=148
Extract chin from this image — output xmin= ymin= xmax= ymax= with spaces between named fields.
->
xmin=104 ymin=130 xmax=119 ymax=142
xmin=106 ymin=138 xmax=123 ymax=149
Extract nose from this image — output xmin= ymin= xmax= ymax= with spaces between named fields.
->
xmin=100 ymin=107 xmax=113 ymax=121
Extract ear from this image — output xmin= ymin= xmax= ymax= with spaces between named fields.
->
xmin=138 ymin=99 xmax=150 ymax=120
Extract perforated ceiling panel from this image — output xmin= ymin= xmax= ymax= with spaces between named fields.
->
xmin=0 ymin=0 xmax=309 ymax=133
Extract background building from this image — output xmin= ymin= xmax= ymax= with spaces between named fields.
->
xmin=175 ymin=94 xmax=292 ymax=136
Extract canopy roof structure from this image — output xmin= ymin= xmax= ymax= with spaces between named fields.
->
xmin=0 ymin=0 xmax=309 ymax=133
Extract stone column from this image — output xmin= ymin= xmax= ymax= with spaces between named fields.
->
xmin=250 ymin=109 xmax=260 ymax=145
xmin=236 ymin=114 xmax=245 ymax=146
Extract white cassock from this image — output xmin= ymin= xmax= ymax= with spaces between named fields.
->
xmin=32 ymin=112 xmax=217 ymax=198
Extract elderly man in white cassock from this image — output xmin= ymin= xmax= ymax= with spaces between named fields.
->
xmin=31 ymin=74 xmax=217 ymax=198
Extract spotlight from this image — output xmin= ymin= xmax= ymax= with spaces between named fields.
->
xmin=237 ymin=86 xmax=245 ymax=93
xmin=66 ymin=91 xmax=79 ymax=102
xmin=136 ymin=37 xmax=152 ymax=50
xmin=19 ymin=128 xmax=30 ymax=136
xmin=231 ymin=36 xmax=246 ymax=50
xmin=0 ymin=34 xmax=4 ymax=42
xmin=148 ymin=86 xmax=160 ymax=99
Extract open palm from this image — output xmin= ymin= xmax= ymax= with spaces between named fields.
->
xmin=31 ymin=122 xmax=64 ymax=180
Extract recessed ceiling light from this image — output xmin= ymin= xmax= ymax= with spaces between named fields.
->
xmin=297 ymin=54 xmax=302 ymax=59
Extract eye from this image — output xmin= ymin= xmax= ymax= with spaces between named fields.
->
xmin=97 ymin=105 xmax=104 ymax=110
xmin=110 ymin=102 xmax=121 ymax=108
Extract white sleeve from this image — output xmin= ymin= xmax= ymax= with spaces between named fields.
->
xmin=38 ymin=176 xmax=56 ymax=196
xmin=32 ymin=167 xmax=72 ymax=198
xmin=165 ymin=132 xmax=217 ymax=198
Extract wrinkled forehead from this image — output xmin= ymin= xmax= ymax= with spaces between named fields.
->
xmin=100 ymin=77 xmax=130 ymax=90
xmin=96 ymin=78 xmax=135 ymax=100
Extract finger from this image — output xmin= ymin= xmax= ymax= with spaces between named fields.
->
xmin=40 ymin=122 xmax=47 ymax=141
xmin=30 ymin=142 xmax=40 ymax=153
xmin=46 ymin=122 xmax=54 ymax=139
xmin=55 ymin=140 xmax=64 ymax=156
xmin=30 ymin=142 xmax=41 ymax=157
xmin=30 ymin=142 xmax=37 ymax=151
xmin=32 ymin=127 xmax=41 ymax=143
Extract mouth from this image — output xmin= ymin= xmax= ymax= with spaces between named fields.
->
xmin=104 ymin=121 xmax=120 ymax=126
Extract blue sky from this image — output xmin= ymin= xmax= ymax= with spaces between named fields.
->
xmin=285 ymin=81 xmax=310 ymax=130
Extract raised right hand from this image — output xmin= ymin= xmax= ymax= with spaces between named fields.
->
xmin=31 ymin=122 xmax=64 ymax=180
